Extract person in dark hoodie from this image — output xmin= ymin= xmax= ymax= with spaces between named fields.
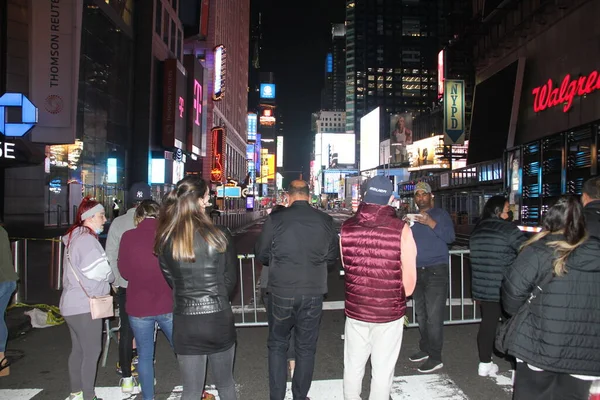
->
xmin=582 ymin=176 xmax=600 ymax=238
xmin=469 ymin=196 xmax=525 ymax=377
xmin=502 ymin=196 xmax=600 ymax=400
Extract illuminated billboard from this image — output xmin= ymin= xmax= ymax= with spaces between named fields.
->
xmin=247 ymin=113 xmax=257 ymax=141
xmin=438 ymin=50 xmax=445 ymax=99
xmin=390 ymin=113 xmax=413 ymax=164
xmin=314 ymin=133 xmax=356 ymax=168
xmin=359 ymin=107 xmax=380 ymax=172
xmin=326 ymin=53 xmax=333 ymax=73
xmin=260 ymin=83 xmax=276 ymax=99
xmin=257 ymin=152 xmax=275 ymax=183
xmin=184 ymin=55 xmax=204 ymax=156
xmin=406 ymin=135 xmax=450 ymax=171
xmin=323 ymin=170 xmax=358 ymax=197
xmin=260 ymin=108 xmax=276 ymax=126
xmin=213 ymin=45 xmax=226 ymax=101
xmin=276 ymin=136 xmax=284 ymax=167
xmin=210 ymin=127 xmax=226 ymax=182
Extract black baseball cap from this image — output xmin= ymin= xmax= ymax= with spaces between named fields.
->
xmin=128 ymin=182 xmax=152 ymax=204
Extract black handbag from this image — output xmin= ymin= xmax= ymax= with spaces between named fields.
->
xmin=495 ymin=271 xmax=554 ymax=354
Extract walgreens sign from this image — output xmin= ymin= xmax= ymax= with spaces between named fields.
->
xmin=532 ymin=70 xmax=600 ymax=113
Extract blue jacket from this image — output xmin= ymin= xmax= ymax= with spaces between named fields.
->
xmin=410 ymin=208 xmax=455 ymax=267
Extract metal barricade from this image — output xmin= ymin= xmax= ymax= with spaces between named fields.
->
xmin=9 ymin=237 xmax=64 ymax=304
xmin=232 ymin=249 xmax=479 ymax=328
xmin=232 ymin=254 xmax=268 ymax=327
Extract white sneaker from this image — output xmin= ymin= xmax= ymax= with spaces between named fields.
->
xmin=120 ymin=376 xmax=139 ymax=393
xmin=478 ymin=362 xmax=499 ymax=377
xmin=66 ymin=392 xmax=83 ymax=400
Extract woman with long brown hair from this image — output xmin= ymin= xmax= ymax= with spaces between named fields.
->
xmin=502 ymin=196 xmax=600 ymax=399
xmin=60 ymin=196 xmax=114 ymax=400
xmin=155 ymin=176 xmax=238 ymax=400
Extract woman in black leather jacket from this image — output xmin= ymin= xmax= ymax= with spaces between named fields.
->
xmin=155 ymin=176 xmax=238 ymax=400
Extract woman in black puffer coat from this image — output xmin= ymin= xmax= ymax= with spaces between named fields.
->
xmin=502 ymin=196 xmax=600 ymax=400
xmin=469 ymin=196 xmax=525 ymax=377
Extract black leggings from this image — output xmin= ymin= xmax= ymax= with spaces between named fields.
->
xmin=477 ymin=301 xmax=502 ymax=363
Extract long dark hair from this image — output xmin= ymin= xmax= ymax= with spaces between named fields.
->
xmin=521 ymin=196 xmax=587 ymax=276
xmin=154 ymin=176 xmax=227 ymax=261
xmin=480 ymin=195 xmax=507 ymax=220
xmin=65 ymin=196 xmax=101 ymax=245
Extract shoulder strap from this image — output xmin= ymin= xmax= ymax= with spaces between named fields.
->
xmin=66 ymin=247 xmax=91 ymax=299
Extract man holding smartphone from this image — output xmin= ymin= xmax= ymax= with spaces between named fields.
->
xmin=407 ymin=182 xmax=455 ymax=373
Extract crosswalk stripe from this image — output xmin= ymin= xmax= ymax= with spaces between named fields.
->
xmin=0 ymin=374 xmax=477 ymax=400
xmin=0 ymin=389 xmax=42 ymax=400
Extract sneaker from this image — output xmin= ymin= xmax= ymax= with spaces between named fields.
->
xmin=66 ymin=392 xmax=83 ymax=400
xmin=120 ymin=376 xmax=139 ymax=394
xmin=409 ymin=351 xmax=429 ymax=363
xmin=478 ymin=361 xmax=499 ymax=377
xmin=202 ymin=391 xmax=216 ymax=400
xmin=418 ymin=358 xmax=443 ymax=373
xmin=132 ymin=355 xmax=139 ymax=365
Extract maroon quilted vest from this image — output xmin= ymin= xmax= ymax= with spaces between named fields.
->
xmin=341 ymin=203 xmax=407 ymax=323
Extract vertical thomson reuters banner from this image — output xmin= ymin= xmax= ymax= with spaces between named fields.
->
xmin=443 ymin=79 xmax=466 ymax=145
xmin=29 ymin=0 xmax=83 ymax=144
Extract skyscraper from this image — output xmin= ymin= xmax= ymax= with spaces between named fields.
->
xmin=345 ymin=0 xmax=440 ymax=143
xmin=321 ymin=23 xmax=346 ymax=111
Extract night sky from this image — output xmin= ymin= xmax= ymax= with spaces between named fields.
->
xmin=254 ymin=0 xmax=346 ymax=185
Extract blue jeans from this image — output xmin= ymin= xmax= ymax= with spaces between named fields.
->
xmin=0 ymin=281 xmax=16 ymax=353
xmin=267 ymin=293 xmax=323 ymax=400
xmin=413 ymin=264 xmax=449 ymax=362
xmin=129 ymin=313 xmax=174 ymax=400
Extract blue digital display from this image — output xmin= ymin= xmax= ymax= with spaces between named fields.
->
xmin=246 ymin=196 xmax=255 ymax=210
xmin=326 ymin=53 xmax=333 ymax=73
xmin=246 ymin=144 xmax=255 ymax=161
xmin=217 ymin=186 xmax=242 ymax=198
xmin=260 ymin=83 xmax=276 ymax=99
xmin=247 ymin=113 xmax=257 ymax=141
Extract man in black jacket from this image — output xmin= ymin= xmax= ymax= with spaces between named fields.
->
xmin=256 ymin=180 xmax=339 ymax=400
xmin=582 ymin=176 xmax=600 ymax=238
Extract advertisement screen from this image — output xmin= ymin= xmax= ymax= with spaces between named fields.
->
xmin=162 ymin=59 xmax=187 ymax=150
xmin=150 ymin=159 xmax=165 ymax=184
xmin=276 ymin=136 xmax=284 ymax=167
xmin=314 ymin=133 xmax=356 ymax=169
xmin=246 ymin=196 xmax=255 ymax=210
xmin=247 ymin=113 xmax=257 ymax=141
xmin=107 ymin=158 xmax=117 ymax=184
xmin=323 ymin=170 xmax=358 ymax=196
xmin=390 ymin=113 xmax=413 ymax=164
xmin=260 ymin=108 xmax=276 ymax=126
xmin=260 ymin=83 xmax=276 ymax=99
xmin=438 ymin=50 xmax=445 ymax=99
xmin=246 ymin=144 xmax=255 ymax=161
xmin=360 ymin=108 xmax=380 ymax=172
xmin=406 ymin=135 xmax=450 ymax=171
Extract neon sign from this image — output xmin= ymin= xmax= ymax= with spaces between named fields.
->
xmin=0 ymin=141 xmax=16 ymax=159
xmin=210 ymin=127 xmax=225 ymax=182
xmin=532 ymin=70 xmax=600 ymax=113
xmin=193 ymin=80 xmax=202 ymax=126
xmin=213 ymin=45 xmax=226 ymax=101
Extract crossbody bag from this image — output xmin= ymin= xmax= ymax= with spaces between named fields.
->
xmin=66 ymin=248 xmax=114 ymax=320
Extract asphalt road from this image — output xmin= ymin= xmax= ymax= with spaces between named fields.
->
xmin=1 ymin=210 xmax=514 ymax=400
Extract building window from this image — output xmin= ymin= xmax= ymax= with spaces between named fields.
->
xmin=163 ymin=14 xmax=169 ymax=45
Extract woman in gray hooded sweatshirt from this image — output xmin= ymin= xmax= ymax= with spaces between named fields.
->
xmin=60 ymin=196 xmax=114 ymax=400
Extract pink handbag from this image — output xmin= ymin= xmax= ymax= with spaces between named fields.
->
xmin=67 ymin=250 xmax=114 ymax=320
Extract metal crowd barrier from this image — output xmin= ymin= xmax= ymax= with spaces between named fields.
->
xmin=232 ymin=249 xmax=479 ymax=328
xmin=9 ymin=237 xmax=64 ymax=304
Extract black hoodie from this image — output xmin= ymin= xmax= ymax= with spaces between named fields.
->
xmin=502 ymin=234 xmax=600 ymax=376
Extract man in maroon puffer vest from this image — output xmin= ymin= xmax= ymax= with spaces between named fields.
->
xmin=340 ymin=175 xmax=417 ymax=400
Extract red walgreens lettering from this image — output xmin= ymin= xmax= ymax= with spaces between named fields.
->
xmin=532 ymin=70 xmax=600 ymax=113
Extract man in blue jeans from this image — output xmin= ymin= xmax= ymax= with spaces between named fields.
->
xmin=256 ymin=180 xmax=339 ymax=400
xmin=407 ymin=182 xmax=455 ymax=373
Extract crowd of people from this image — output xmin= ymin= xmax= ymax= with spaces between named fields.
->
xmin=2 ymin=172 xmax=597 ymax=400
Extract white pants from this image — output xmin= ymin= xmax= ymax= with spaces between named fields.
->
xmin=343 ymin=317 xmax=405 ymax=400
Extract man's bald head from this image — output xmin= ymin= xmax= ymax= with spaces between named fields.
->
xmin=287 ymin=180 xmax=310 ymax=204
